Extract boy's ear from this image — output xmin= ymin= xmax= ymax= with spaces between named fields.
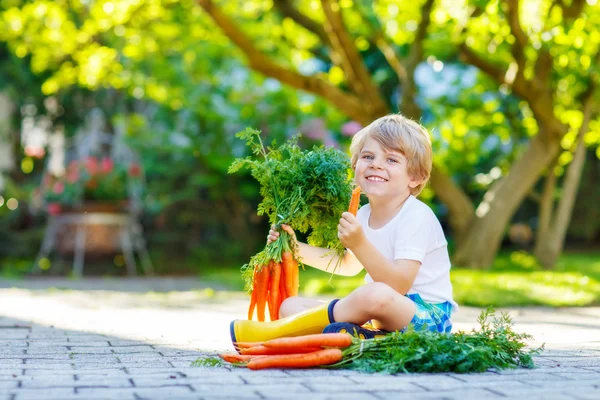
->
xmin=408 ymin=175 xmax=422 ymax=189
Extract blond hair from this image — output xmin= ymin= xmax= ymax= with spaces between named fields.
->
xmin=349 ymin=114 xmax=433 ymax=196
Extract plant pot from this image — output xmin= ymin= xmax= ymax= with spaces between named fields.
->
xmin=55 ymin=201 xmax=130 ymax=256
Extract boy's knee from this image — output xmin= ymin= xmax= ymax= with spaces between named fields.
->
xmin=278 ymin=297 xmax=296 ymax=318
xmin=365 ymin=283 xmax=397 ymax=314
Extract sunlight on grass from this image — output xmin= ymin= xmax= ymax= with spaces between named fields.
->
xmin=198 ymin=251 xmax=600 ymax=307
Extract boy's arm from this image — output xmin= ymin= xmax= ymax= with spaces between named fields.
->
xmin=296 ymin=242 xmax=364 ymax=276
xmin=350 ymin=239 xmax=420 ymax=294
xmin=338 ymin=212 xmax=420 ymax=294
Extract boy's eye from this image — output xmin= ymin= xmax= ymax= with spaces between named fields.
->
xmin=387 ymin=158 xmax=398 ymax=163
xmin=362 ymin=155 xmax=373 ymax=160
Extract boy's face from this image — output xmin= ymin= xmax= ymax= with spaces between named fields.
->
xmin=354 ymin=136 xmax=420 ymax=200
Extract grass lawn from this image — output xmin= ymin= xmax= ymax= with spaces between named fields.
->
xmin=198 ymin=250 xmax=600 ymax=308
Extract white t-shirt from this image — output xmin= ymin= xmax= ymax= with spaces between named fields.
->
xmin=357 ymin=195 xmax=458 ymax=312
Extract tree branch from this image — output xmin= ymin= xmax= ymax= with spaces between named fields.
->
xmin=272 ymin=0 xmax=331 ymax=47
xmin=505 ymin=0 xmax=528 ymax=85
xmin=320 ymin=0 xmax=388 ymax=118
xmin=559 ymin=0 xmax=586 ymax=21
xmin=196 ymin=0 xmax=372 ymax=124
xmin=400 ymin=0 xmax=435 ymax=119
xmin=354 ymin=0 xmax=407 ymax=83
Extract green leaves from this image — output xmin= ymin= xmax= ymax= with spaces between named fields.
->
xmin=229 ymin=128 xmax=353 ymax=267
xmin=328 ymin=307 xmax=542 ymax=374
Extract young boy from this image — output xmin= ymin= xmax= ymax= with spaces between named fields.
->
xmin=231 ymin=114 xmax=457 ymax=345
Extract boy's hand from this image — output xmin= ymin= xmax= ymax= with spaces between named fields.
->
xmin=338 ymin=212 xmax=365 ymax=250
xmin=267 ymin=224 xmax=297 ymax=245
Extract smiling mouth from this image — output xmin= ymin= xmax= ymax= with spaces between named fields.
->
xmin=366 ymin=176 xmax=387 ymax=182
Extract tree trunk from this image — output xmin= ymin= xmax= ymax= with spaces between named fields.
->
xmin=0 ymin=91 xmax=15 ymax=173
xmin=534 ymin=129 xmax=589 ymax=268
xmin=534 ymin=158 xmax=557 ymax=252
xmin=429 ymin=167 xmax=474 ymax=241
xmin=453 ymin=133 xmax=561 ymax=268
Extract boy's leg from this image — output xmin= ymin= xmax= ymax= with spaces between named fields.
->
xmin=332 ymin=282 xmax=416 ymax=332
xmin=279 ymin=296 xmax=325 ymax=319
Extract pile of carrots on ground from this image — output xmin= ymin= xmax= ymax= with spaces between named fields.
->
xmin=247 ymin=251 xmax=299 ymax=321
xmin=220 ymin=333 xmax=353 ymax=370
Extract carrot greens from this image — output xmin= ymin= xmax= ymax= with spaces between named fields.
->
xmin=325 ymin=308 xmax=542 ymax=374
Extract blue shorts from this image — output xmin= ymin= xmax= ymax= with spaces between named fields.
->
xmin=402 ymin=293 xmax=453 ymax=333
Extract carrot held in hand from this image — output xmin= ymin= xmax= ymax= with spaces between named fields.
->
xmin=269 ymin=262 xmax=282 ymax=321
xmin=254 ymin=264 xmax=271 ymax=322
xmin=278 ymin=266 xmax=287 ymax=311
xmin=247 ymin=267 xmax=258 ymax=320
xmin=348 ymin=187 xmax=361 ymax=216
xmin=263 ymin=333 xmax=353 ymax=349
xmin=246 ymin=348 xmax=343 ymax=370
xmin=281 ymin=252 xmax=298 ymax=297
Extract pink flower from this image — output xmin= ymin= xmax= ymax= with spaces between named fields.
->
xmin=47 ymin=203 xmax=62 ymax=215
xmin=66 ymin=169 xmax=79 ymax=184
xmin=53 ymin=181 xmax=65 ymax=194
xmin=42 ymin=174 xmax=53 ymax=187
xmin=128 ymin=163 xmax=142 ymax=178
xmin=24 ymin=145 xmax=46 ymax=158
xmin=323 ymin=136 xmax=340 ymax=149
xmin=341 ymin=121 xmax=363 ymax=137
xmin=101 ymin=157 xmax=114 ymax=174
xmin=301 ymin=118 xmax=328 ymax=140
xmin=86 ymin=156 xmax=99 ymax=175
xmin=67 ymin=160 xmax=79 ymax=171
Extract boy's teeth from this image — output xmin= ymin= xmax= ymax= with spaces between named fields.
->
xmin=367 ymin=176 xmax=386 ymax=182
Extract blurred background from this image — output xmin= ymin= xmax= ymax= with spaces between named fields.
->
xmin=0 ymin=0 xmax=598 ymax=308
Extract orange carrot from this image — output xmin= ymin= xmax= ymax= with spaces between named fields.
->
xmin=219 ymin=353 xmax=266 ymax=363
xmin=240 ymin=345 xmax=322 ymax=356
xmin=234 ymin=341 xmax=262 ymax=349
xmin=281 ymin=252 xmax=298 ymax=297
xmin=246 ymin=348 xmax=343 ymax=370
xmin=247 ymin=267 xmax=258 ymax=320
xmin=348 ymin=187 xmax=361 ymax=216
xmin=263 ymin=333 xmax=353 ymax=349
xmin=254 ymin=264 xmax=270 ymax=322
xmin=278 ymin=265 xmax=287 ymax=311
xmin=269 ymin=262 xmax=282 ymax=321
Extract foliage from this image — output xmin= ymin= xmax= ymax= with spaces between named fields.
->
xmin=229 ymin=128 xmax=353 ymax=278
xmin=326 ymin=308 xmax=541 ymax=374
xmin=191 ymin=356 xmax=225 ymax=368
xmin=35 ymin=156 xmax=142 ymax=214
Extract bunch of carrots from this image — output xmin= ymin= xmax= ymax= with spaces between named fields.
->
xmin=247 ymin=187 xmax=361 ymax=322
xmin=219 ymin=333 xmax=354 ymax=370
xmin=247 ymin=251 xmax=299 ymax=322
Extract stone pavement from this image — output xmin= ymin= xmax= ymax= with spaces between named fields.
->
xmin=0 ymin=278 xmax=599 ymax=400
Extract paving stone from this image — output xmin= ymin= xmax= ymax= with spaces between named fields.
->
xmin=109 ymin=346 xmax=156 ymax=354
xmin=132 ymin=375 xmax=244 ymax=386
xmin=25 ymin=347 xmax=70 ymax=355
xmin=310 ymin=381 xmax=424 ymax=393
xmin=373 ymin=388 xmax=505 ymax=399
xmin=0 ymin=381 xmax=18 ymax=389
xmin=77 ymin=385 xmax=194 ymax=399
xmin=2 ymin=388 xmax=76 ymax=399
xmin=193 ymin=383 xmax=313 ymax=398
xmin=261 ymin=393 xmax=379 ymax=400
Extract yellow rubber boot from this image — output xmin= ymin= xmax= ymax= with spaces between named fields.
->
xmin=230 ymin=300 xmax=337 ymax=348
